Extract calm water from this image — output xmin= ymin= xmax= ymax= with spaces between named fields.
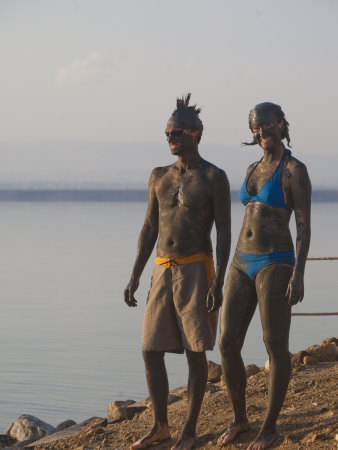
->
xmin=0 ymin=201 xmax=337 ymax=432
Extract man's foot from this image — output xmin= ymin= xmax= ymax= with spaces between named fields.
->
xmin=217 ymin=422 xmax=250 ymax=446
xmin=246 ymin=430 xmax=279 ymax=450
xmin=171 ymin=434 xmax=196 ymax=450
xmin=130 ymin=423 xmax=171 ymax=449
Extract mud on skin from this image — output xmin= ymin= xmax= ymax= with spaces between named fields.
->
xmin=219 ymin=102 xmax=311 ymax=449
xmin=124 ymin=93 xmax=231 ymax=449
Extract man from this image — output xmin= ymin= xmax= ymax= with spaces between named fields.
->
xmin=124 ymin=93 xmax=231 ymax=450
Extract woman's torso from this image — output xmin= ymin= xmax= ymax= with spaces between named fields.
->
xmin=237 ymin=149 xmax=294 ymax=254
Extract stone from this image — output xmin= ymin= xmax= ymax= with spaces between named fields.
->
xmin=291 ymin=350 xmax=309 ymax=366
xmin=5 ymin=414 xmax=56 ymax=443
xmin=82 ymin=418 xmax=107 ymax=431
xmin=311 ymin=433 xmax=318 ymax=442
xmin=245 ymin=364 xmax=260 ymax=378
xmin=207 ymin=360 xmax=222 ymax=382
xmin=0 ymin=434 xmax=17 ymax=448
xmin=321 ymin=336 xmax=338 ymax=346
xmin=144 ymin=393 xmax=179 ymax=407
xmin=303 ymin=355 xmax=319 ymax=365
xmin=125 ymin=401 xmax=147 ymax=419
xmin=107 ymin=400 xmax=135 ymax=421
xmin=264 ymin=359 xmax=270 ymax=371
xmin=306 ymin=342 xmax=337 ymax=362
xmin=247 ymin=404 xmax=261 ymax=413
xmin=173 ymin=386 xmax=188 ymax=399
xmin=56 ymin=419 xmax=77 ymax=431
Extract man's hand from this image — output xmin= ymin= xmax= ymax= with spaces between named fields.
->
xmin=124 ymin=278 xmax=139 ymax=307
xmin=286 ymin=271 xmax=304 ymax=306
xmin=206 ymin=281 xmax=223 ymax=313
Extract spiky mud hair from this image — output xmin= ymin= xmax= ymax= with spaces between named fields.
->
xmin=168 ymin=93 xmax=203 ymax=135
xmin=176 ymin=93 xmax=202 ymax=116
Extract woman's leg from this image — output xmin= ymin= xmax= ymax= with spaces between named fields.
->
xmin=218 ymin=265 xmax=257 ymax=445
xmin=249 ymin=264 xmax=292 ymax=449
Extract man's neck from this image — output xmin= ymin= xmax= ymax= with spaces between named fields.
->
xmin=176 ymin=149 xmax=202 ymax=171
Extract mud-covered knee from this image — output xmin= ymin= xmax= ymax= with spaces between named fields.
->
xmin=263 ymin=335 xmax=289 ymax=357
xmin=142 ymin=350 xmax=164 ymax=369
xmin=219 ymin=334 xmax=239 ymax=356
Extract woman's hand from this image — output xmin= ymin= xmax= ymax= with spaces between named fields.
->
xmin=286 ymin=271 xmax=304 ymax=305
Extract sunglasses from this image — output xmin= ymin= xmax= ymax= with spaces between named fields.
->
xmin=165 ymin=129 xmax=184 ymax=138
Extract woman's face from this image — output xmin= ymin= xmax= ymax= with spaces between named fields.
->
xmin=250 ymin=111 xmax=283 ymax=150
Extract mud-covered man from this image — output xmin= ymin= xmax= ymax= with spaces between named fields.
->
xmin=124 ymin=94 xmax=231 ymax=449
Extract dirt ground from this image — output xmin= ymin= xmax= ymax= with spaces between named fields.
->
xmin=32 ymin=361 xmax=338 ymax=450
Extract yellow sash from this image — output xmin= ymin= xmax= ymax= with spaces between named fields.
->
xmin=155 ymin=252 xmax=215 ymax=287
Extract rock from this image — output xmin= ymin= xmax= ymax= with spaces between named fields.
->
xmin=79 ymin=416 xmax=103 ymax=426
xmin=264 ymin=359 xmax=269 ymax=371
xmin=144 ymin=393 xmax=179 ymax=407
xmin=0 ymin=434 xmax=17 ymax=448
xmin=56 ymin=419 xmax=77 ymax=431
xmin=173 ymin=386 xmax=188 ymax=399
xmin=335 ymin=433 xmax=338 ymax=441
xmin=207 ymin=360 xmax=222 ymax=382
xmin=83 ymin=418 xmax=107 ymax=431
xmin=5 ymin=414 xmax=56 ymax=443
xmin=291 ymin=350 xmax=309 ymax=366
xmin=311 ymin=433 xmax=318 ymax=442
xmin=125 ymin=401 xmax=147 ymax=419
xmin=306 ymin=342 xmax=337 ymax=362
xmin=107 ymin=400 xmax=136 ymax=421
xmin=321 ymin=336 xmax=338 ymax=346
xmin=303 ymin=355 xmax=319 ymax=365
xmin=245 ymin=364 xmax=260 ymax=378
xmin=247 ymin=404 xmax=261 ymax=413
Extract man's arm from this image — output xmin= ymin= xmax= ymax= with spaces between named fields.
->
xmin=124 ymin=169 xmax=159 ymax=307
xmin=286 ymin=163 xmax=311 ymax=305
xmin=206 ymin=169 xmax=231 ymax=313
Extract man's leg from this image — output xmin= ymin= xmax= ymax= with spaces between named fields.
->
xmin=247 ymin=264 xmax=292 ymax=450
xmin=218 ymin=265 xmax=257 ymax=446
xmin=171 ymin=350 xmax=208 ymax=450
xmin=131 ymin=351 xmax=171 ymax=450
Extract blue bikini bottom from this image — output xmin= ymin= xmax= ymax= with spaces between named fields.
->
xmin=233 ymin=249 xmax=295 ymax=281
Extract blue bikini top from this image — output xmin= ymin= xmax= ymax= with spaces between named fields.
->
xmin=239 ymin=148 xmax=291 ymax=211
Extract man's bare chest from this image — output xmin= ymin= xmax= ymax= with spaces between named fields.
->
xmin=156 ymin=173 xmax=212 ymax=210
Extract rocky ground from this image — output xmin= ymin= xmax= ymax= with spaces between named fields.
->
xmin=3 ymin=340 xmax=338 ymax=449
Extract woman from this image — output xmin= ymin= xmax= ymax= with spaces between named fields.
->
xmin=218 ymin=102 xmax=311 ymax=449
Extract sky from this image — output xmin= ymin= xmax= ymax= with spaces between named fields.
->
xmin=0 ymin=0 xmax=338 ymax=188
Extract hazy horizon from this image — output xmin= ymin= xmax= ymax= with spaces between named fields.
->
xmin=1 ymin=1 xmax=338 ymax=188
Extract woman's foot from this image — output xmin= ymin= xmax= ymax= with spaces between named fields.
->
xmin=246 ymin=430 xmax=279 ymax=449
xmin=217 ymin=421 xmax=250 ymax=446
xmin=171 ymin=434 xmax=196 ymax=450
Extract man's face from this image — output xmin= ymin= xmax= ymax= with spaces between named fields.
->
xmin=251 ymin=111 xmax=283 ymax=150
xmin=165 ymin=121 xmax=200 ymax=156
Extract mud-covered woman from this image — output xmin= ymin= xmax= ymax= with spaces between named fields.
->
xmin=218 ymin=102 xmax=311 ymax=450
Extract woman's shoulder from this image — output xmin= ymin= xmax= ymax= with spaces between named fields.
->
xmin=283 ymin=150 xmax=311 ymax=187
xmin=285 ymin=150 xmax=308 ymax=172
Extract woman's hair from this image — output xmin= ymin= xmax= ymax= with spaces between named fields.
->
xmin=242 ymin=102 xmax=291 ymax=147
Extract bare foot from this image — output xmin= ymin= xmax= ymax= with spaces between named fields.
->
xmin=217 ymin=422 xmax=250 ymax=446
xmin=171 ymin=434 xmax=196 ymax=450
xmin=246 ymin=431 xmax=279 ymax=450
xmin=130 ymin=423 xmax=171 ymax=449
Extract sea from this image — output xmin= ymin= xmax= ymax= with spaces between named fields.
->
xmin=0 ymin=198 xmax=337 ymax=432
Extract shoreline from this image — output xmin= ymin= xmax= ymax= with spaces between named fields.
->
xmin=2 ymin=338 xmax=337 ymax=449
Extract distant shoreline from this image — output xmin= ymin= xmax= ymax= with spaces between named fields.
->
xmin=0 ymin=189 xmax=336 ymax=202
